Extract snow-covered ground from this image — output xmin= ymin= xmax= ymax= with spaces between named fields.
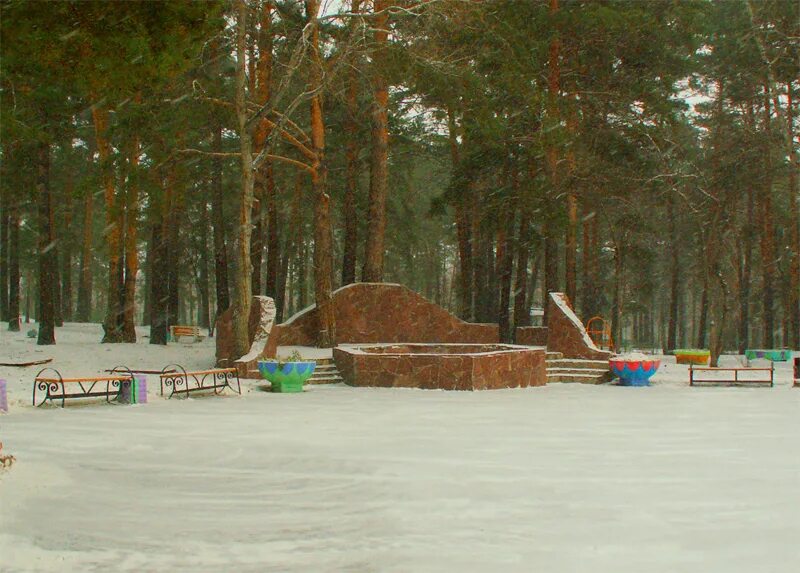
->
xmin=1 ymin=324 xmax=798 ymax=572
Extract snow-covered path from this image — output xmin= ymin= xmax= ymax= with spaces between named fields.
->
xmin=1 ymin=324 xmax=798 ymax=571
xmin=2 ymin=377 xmax=799 ymax=572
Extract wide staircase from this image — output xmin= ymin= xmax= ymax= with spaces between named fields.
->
xmin=245 ymin=357 xmax=343 ymax=383
xmin=546 ymin=351 xmax=612 ymax=384
xmin=307 ymin=358 xmax=343 ymax=384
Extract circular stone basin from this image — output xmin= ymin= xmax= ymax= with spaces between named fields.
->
xmin=744 ymin=349 xmax=791 ymax=362
xmin=609 ymin=358 xmax=661 ymax=386
xmin=333 ymin=343 xmax=546 ymax=391
xmin=257 ymin=361 xmax=316 ymax=392
xmin=674 ymin=349 xmax=710 ymax=365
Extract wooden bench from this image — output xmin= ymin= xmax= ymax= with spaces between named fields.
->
xmin=159 ymin=365 xmax=241 ymax=399
xmin=33 ymin=367 xmax=135 ymax=407
xmin=689 ymin=365 xmax=774 ymax=387
xmin=169 ymin=325 xmax=204 ymax=343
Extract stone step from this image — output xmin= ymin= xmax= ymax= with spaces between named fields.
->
xmin=308 ymin=375 xmax=344 ymax=384
xmin=244 ymin=369 xmax=342 ymax=383
xmin=546 ymin=358 xmax=609 ymax=369
xmin=546 ymin=367 xmax=609 ymax=376
xmin=545 ymin=352 xmax=564 ymax=360
xmin=310 ymin=367 xmax=340 ymax=376
xmin=547 ymin=372 xmax=610 ymax=384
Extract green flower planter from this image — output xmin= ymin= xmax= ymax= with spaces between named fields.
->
xmin=674 ymin=349 xmax=710 ymax=365
xmin=745 ymin=349 xmax=791 ymax=362
xmin=257 ymin=361 xmax=316 ymax=393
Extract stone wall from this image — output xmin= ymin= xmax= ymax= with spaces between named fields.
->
xmin=262 ymin=283 xmax=498 ymax=357
xmin=215 ymin=296 xmax=276 ymax=376
xmin=334 ymin=343 xmax=546 ymax=391
xmin=545 ymin=292 xmax=611 ymax=360
xmin=515 ymin=326 xmax=548 ymax=346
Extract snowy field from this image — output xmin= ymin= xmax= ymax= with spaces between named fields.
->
xmin=1 ymin=324 xmax=798 ymax=572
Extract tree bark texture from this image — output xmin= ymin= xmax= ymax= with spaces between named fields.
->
xmin=543 ymin=0 xmax=561 ymax=325
xmin=231 ymin=0 xmax=256 ymax=358
xmin=7 ymin=200 xmax=19 ymax=331
xmin=76 ymin=170 xmax=94 ymax=322
xmin=786 ymin=81 xmax=799 ymax=349
xmin=759 ymin=81 xmax=775 ymax=347
xmin=93 ymin=105 xmax=124 ymax=343
xmin=37 ymin=141 xmax=56 ymax=345
xmin=212 ymin=125 xmax=230 ymax=318
xmin=341 ymin=10 xmax=361 ymax=286
xmin=0 ymin=178 xmax=9 ymax=322
xmin=498 ymin=216 xmax=515 ymax=342
xmin=362 ymin=0 xmax=390 ymax=282
xmin=60 ymin=178 xmax=74 ymax=323
xmin=666 ymin=192 xmax=680 ymax=352
xmin=122 ymin=136 xmax=140 ymax=342
xmin=306 ymin=0 xmax=335 ymax=347
xmin=149 ymin=220 xmax=168 ymax=345
xmin=513 ymin=215 xmax=531 ymax=332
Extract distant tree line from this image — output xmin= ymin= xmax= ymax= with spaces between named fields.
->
xmin=0 ymin=0 xmax=797 ymax=364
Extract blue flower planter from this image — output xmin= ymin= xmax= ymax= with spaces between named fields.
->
xmin=609 ymin=359 xmax=660 ymax=386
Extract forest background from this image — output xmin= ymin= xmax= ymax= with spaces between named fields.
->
xmin=0 ymin=0 xmax=797 ymax=365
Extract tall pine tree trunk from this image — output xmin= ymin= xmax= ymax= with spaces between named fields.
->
xmin=666 ymin=192 xmax=680 ymax=352
xmin=306 ymin=0 xmax=335 ymax=346
xmin=93 ymin=105 xmax=124 ymax=343
xmin=60 ymin=178 xmax=74 ymax=323
xmin=543 ymin=0 xmax=561 ymax=324
xmin=498 ymin=215 xmax=515 ymax=342
xmin=341 ymin=12 xmax=361 ymax=286
xmin=564 ymin=101 xmax=578 ymax=306
xmin=264 ymin=167 xmax=279 ymax=299
xmin=254 ymin=1 xmax=277 ymax=300
xmin=786 ymin=80 xmax=799 ymax=349
xmin=738 ymin=186 xmax=754 ymax=353
xmin=580 ymin=209 xmax=593 ymax=320
xmin=166 ymin=173 xmax=181 ymax=332
xmin=76 ymin=177 xmax=94 ymax=322
xmin=198 ymin=201 xmax=212 ymax=329
xmin=122 ymin=136 xmax=140 ymax=342
xmin=149 ymin=220 xmax=168 ymax=345
xmin=611 ymin=237 xmax=624 ymax=352
xmin=212 ymin=126 xmax=230 ymax=318
xmin=232 ymin=0 xmax=255 ymax=358
xmin=7 ymin=194 xmax=20 ymax=330
xmin=759 ymin=81 xmax=775 ymax=347
xmin=37 ymin=140 xmax=56 ymax=345
xmin=448 ymin=106 xmax=473 ymax=320
xmin=696 ymin=272 xmax=709 ymax=349
xmin=513 ymin=215 xmax=531 ymax=332
xmin=1 ymin=175 xmax=9 ymax=322
xmin=362 ymin=0 xmax=390 ymax=282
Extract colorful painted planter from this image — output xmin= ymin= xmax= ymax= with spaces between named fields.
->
xmin=674 ymin=349 xmax=710 ymax=365
xmin=609 ymin=358 xmax=661 ymax=386
xmin=744 ymin=349 xmax=792 ymax=362
xmin=257 ymin=361 xmax=316 ymax=393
